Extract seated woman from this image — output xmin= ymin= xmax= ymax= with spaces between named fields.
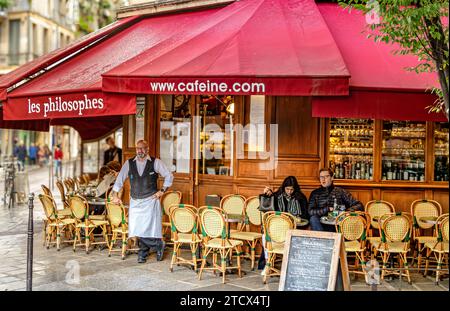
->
xmin=106 ymin=160 xmax=121 ymax=173
xmin=95 ymin=166 xmax=117 ymax=198
xmin=258 ymin=175 xmax=309 ymax=271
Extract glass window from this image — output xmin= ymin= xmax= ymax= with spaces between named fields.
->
xmin=328 ymin=118 xmax=374 ymax=180
xmin=382 ymin=121 xmax=426 ymax=181
xmin=159 ymin=95 xmax=192 ymax=173
xmin=434 ymin=122 xmax=449 ymax=182
xmin=199 ymin=95 xmax=235 ymax=176
xmin=128 ymin=96 xmax=145 ymax=148
xmin=83 ymin=142 xmax=99 ymax=173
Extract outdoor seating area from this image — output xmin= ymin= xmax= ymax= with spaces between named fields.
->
xmin=38 ymin=183 xmax=449 ymax=287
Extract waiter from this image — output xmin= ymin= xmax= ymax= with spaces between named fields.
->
xmin=111 ymin=139 xmax=173 ymax=263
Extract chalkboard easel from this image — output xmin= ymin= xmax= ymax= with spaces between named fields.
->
xmin=279 ymin=230 xmax=351 ymax=291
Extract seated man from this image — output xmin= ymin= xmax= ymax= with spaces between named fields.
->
xmin=308 ymin=168 xmax=363 ymax=232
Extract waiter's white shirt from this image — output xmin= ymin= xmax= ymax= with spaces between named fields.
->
xmin=112 ymin=156 xmax=173 ymax=238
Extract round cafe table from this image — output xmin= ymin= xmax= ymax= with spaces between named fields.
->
xmin=419 ymin=216 xmax=438 ymax=225
xmin=320 ymin=216 xmax=337 ymax=226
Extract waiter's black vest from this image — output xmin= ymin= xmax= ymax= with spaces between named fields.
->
xmin=128 ymin=157 xmax=158 ymax=199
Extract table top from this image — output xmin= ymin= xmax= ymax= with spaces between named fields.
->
xmin=320 ymin=216 xmax=336 ymax=226
xmin=295 ymin=218 xmax=309 ymax=227
xmin=86 ymin=197 xmax=106 ymax=206
xmin=419 ymin=216 xmax=438 ymax=225
xmin=225 ymin=213 xmax=244 ymax=223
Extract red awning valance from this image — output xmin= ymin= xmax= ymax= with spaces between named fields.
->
xmin=312 ymin=90 xmax=447 ymax=122
xmin=102 ymin=0 xmax=350 ymax=96
xmin=314 ymin=4 xmax=446 ymax=122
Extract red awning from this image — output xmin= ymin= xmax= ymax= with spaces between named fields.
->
xmin=2 ymin=7 xmax=226 ymax=121
xmin=0 ymin=16 xmax=140 ymax=101
xmin=102 ymin=0 xmax=350 ymax=96
xmin=0 ymin=107 xmax=49 ymax=131
xmin=313 ymin=4 xmax=447 ymax=122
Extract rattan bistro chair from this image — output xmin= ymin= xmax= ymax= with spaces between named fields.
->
xmin=410 ymin=199 xmax=442 ymax=270
xmin=161 ymin=191 xmax=182 ymax=241
xmin=69 ymin=195 xmax=109 ymax=254
xmin=335 ymin=212 xmax=369 ymax=281
xmin=220 ymin=194 xmax=246 ymax=229
xmin=198 ymin=206 xmax=243 ymax=284
xmin=262 ymin=211 xmax=296 ymax=284
xmin=106 ymin=201 xmax=129 ymax=259
xmin=424 ymin=214 xmax=449 ymax=285
xmin=39 ymin=194 xmax=76 ymax=251
xmin=365 ymin=200 xmax=395 ymax=250
xmin=169 ymin=204 xmax=202 ymax=272
xmin=374 ymin=212 xmax=413 ymax=284
xmin=56 ymin=179 xmax=70 ymax=209
xmin=229 ymin=196 xmax=263 ymax=270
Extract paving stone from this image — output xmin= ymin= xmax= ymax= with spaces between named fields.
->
xmin=0 ymin=276 xmax=21 ymax=284
xmin=192 ymin=283 xmax=248 ymax=291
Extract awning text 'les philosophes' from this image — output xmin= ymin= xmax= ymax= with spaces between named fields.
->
xmin=27 ymin=94 xmax=104 ymax=118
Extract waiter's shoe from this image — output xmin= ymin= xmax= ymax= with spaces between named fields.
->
xmin=156 ymin=242 xmax=165 ymax=261
xmin=137 ymin=256 xmax=147 ymax=264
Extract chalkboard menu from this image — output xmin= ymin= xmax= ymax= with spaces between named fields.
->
xmin=279 ymin=230 xmax=350 ymax=291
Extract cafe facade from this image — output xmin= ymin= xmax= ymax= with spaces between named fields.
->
xmin=0 ymin=0 xmax=448 ymax=214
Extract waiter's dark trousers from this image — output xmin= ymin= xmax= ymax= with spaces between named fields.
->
xmin=138 ymin=237 xmax=163 ymax=259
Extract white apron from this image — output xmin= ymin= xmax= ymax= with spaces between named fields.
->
xmin=128 ymin=196 xmax=162 ymax=238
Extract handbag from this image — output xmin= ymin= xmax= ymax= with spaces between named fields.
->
xmin=258 ymin=194 xmax=275 ymax=212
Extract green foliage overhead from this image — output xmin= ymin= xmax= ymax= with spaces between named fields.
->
xmin=340 ymin=0 xmax=449 ymax=120
xmin=0 ymin=0 xmax=10 ymax=10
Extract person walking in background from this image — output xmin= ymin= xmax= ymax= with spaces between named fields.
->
xmin=13 ymin=142 xmax=27 ymax=171
xmin=308 ymin=168 xmax=363 ymax=232
xmin=111 ymin=139 xmax=173 ymax=263
xmin=103 ymin=137 xmax=122 ymax=165
xmin=28 ymin=143 xmax=38 ymax=166
xmin=38 ymin=145 xmax=45 ymax=167
xmin=54 ymin=145 xmax=63 ymax=178
xmin=43 ymin=145 xmax=51 ymax=165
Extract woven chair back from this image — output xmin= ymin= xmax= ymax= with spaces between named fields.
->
xmin=365 ymin=200 xmax=395 ymax=229
xmin=265 ymin=213 xmax=295 ymax=243
xmin=171 ymin=205 xmax=197 ymax=233
xmin=69 ymin=195 xmax=88 ymax=220
xmin=162 ymin=191 xmax=182 ymax=216
xmin=382 ymin=214 xmax=411 ymax=242
xmin=411 ymin=199 xmax=442 ymax=230
xmin=435 ymin=214 xmax=449 ymax=242
xmin=82 ymin=174 xmax=90 ymax=184
xmin=200 ymin=207 xmax=226 ymax=238
xmin=39 ymin=194 xmax=57 ymax=220
xmin=56 ymin=180 xmax=66 ymax=200
xmin=221 ymin=194 xmax=246 ymax=216
xmin=63 ymin=179 xmax=73 ymax=193
xmin=339 ymin=214 xmax=366 ymax=241
xmin=41 ymin=184 xmax=52 ymax=197
xmin=106 ymin=202 xmax=125 ymax=228
xmin=245 ymin=196 xmax=262 ymax=226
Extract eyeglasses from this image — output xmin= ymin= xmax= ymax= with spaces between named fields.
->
xmin=319 ymin=175 xmax=331 ymax=180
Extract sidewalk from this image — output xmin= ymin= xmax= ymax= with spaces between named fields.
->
xmin=0 ymin=202 xmax=448 ymax=291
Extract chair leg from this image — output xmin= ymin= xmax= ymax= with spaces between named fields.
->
xmin=221 ymin=250 xmax=226 ymax=284
xmin=237 ymin=246 xmax=242 ymax=278
xmin=191 ymin=243 xmax=197 ymax=272
xmin=109 ymin=232 xmax=117 ymax=256
xmin=121 ymin=232 xmax=127 ymax=260
xmin=436 ymin=253 xmax=443 ymax=285
xmin=213 ymin=251 xmax=217 ymax=276
xmin=198 ymin=247 xmax=207 ymax=280
xmin=85 ymin=228 xmax=90 ymax=254
xmin=170 ymin=242 xmax=178 ymax=272
xmin=401 ymin=252 xmax=411 ymax=284
xmin=381 ymin=252 xmax=389 ymax=280
xmin=250 ymin=241 xmax=256 ymax=271
xmin=56 ymin=226 xmax=61 ymax=251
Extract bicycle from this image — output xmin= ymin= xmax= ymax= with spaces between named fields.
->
xmin=3 ymin=162 xmax=16 ymax=208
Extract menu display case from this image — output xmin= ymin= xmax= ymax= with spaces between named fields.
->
xmin=434 ymin=122 xmax=449 ymax=181
xmin=382 ymin=121 xmax=426 ymax=181
xmin=328 ymin=118 xmax=374 ymax=180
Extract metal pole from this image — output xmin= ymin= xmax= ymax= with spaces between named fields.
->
xmin=26 ymin=193 xmax=34 ymax=291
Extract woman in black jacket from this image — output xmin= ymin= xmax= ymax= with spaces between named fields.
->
xmin=258 ymin=176 xmax=309 ymax=271
xmin=262 ymin=176 xmax=309 ymax=220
